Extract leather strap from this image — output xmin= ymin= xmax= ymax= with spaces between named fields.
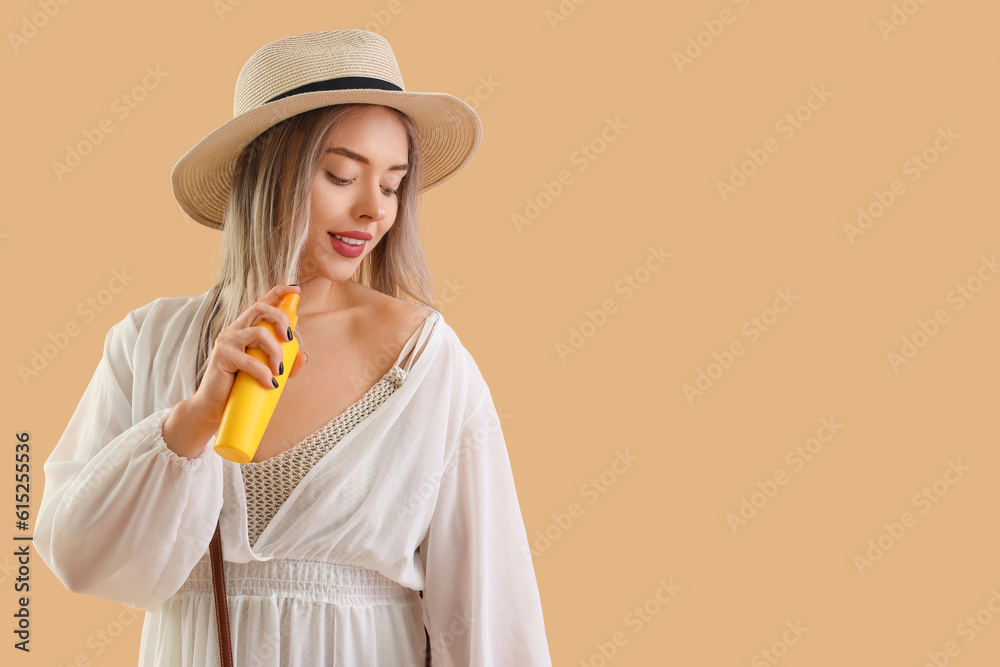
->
xmin=420 ymin=589 xmax=432 ymax=666
xmin=209 ymin=518 xmax=234 ymax=667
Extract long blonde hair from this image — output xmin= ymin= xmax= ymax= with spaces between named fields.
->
xmin=194 ymin=103 xmax=432 ymax=390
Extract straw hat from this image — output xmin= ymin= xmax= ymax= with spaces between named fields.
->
xmin=171 ymin=29 xmax=482 ymax=230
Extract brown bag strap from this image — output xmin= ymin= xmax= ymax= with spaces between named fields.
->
xmin=209 ymin=518 xmax=234 ymax=667
xmin=420 ymin=590 xmax=432 ymax=666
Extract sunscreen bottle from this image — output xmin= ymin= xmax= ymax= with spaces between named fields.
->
xmin=214 ymin=291 xmax=300 ymax=463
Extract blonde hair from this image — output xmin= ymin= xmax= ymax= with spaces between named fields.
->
xmin=194 ymin=103 xmax=432 ymax=390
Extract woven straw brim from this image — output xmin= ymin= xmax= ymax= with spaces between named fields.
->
xmin=171 ymin=89 xmax=482 ymax=230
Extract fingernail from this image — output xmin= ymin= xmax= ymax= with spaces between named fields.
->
xmin=287 ymin=327 xmax=293 ymax=341
xmin=304 ymin=352 xmax=310 ymax=363
xmin=279 ymin=361 xmax=284 ymax=376
xmin=272 ymin=377 xmax=279 ymax=388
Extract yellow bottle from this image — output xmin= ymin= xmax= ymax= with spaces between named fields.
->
xmin=213 ymin=291 xmax=300 ymax=463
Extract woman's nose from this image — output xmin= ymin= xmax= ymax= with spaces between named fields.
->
xmin=353 ymin=181 xmax=387 ymax=221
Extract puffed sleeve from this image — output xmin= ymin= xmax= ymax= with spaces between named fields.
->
xmin=34 ymin=310 xmax=223 ymax=612
xmin=418 ymin=390 xmax=552 ymax=666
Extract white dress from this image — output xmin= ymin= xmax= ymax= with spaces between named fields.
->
xmin=34 ymin=289 xmax=552 ymax=666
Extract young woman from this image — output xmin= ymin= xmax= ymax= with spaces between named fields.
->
xmin=35 ymin=29 xmax=551 ymax=666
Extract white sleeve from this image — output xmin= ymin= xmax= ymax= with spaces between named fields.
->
xmin=34 ymin=311 xmax=223 ymax=612
xmin=419 ymin=391 xmax=552 ymax=667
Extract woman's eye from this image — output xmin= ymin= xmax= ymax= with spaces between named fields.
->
xmin=327 ymin=171 xmax=398 ymax=197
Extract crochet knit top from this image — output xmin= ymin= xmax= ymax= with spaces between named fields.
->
xmin=239 ymin=311 xmax=439 ymax=548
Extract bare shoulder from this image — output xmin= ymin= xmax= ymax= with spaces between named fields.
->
xmin=384 ymin=296 xmax=435 ymax=337
xmin=354 ymin=283 xmax=434 ymax=334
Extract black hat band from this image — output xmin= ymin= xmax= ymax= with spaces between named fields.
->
xmin=266 ymin=76 xmax=403 ymax=103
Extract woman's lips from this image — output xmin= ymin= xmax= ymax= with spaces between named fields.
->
xmin=329 ymin=232 xmax=366 ymax=258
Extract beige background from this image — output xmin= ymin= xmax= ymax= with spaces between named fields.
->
xmin=3 ymin=0 xmax=999 ymax=665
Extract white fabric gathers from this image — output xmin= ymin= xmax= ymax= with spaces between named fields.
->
xmin=34 ymin=288 xmax=552 ymax=666
xmin=241 ymin=363 xmax=410 ymax=550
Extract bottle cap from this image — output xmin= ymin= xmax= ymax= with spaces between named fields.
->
xmin=279 ymin=292 xmax=300 ymax=314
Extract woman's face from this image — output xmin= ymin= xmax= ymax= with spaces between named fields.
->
xmin=300 ymin=105 xmax=409 ymax=283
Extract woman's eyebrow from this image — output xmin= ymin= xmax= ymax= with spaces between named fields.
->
xmin=324 ymin=146 xmax=409 ymax=171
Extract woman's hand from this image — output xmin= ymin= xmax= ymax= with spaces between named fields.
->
xmin=189 ymin=284 xmax=306 ymax=426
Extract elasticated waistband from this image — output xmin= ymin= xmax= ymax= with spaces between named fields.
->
xmin=176 ymin=553 xmax=421 ymax=607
